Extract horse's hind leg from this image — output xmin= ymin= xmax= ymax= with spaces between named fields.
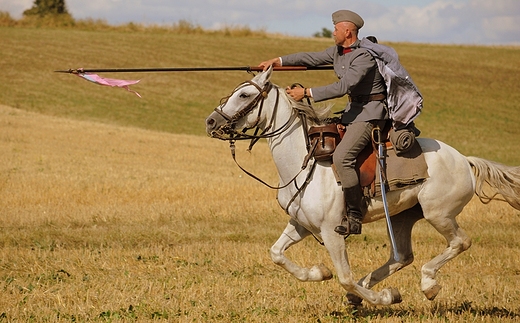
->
xmin=270 ymin=219 xmax=333 ymax=282
xmin=347 ymin=204 xmax=424 ymax=305
xmin=420 ymin=208 xmax=472 ymax=300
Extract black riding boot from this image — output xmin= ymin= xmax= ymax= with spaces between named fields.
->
xmin=334 ymin=185 xmax=366 ymax=236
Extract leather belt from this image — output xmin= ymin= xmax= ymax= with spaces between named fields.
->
xmin=349 ymin=93 xmax=386 ymax=103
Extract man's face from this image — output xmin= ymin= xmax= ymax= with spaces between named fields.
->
xmin=333 ymin=22 xmax=348 ymax=46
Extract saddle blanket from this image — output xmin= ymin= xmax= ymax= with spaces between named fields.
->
xmin=372 ymin=139 xmax=429 ymax=197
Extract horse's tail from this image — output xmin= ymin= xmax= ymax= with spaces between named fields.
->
xmin=466 ymin=156 xmax=520 ymax=210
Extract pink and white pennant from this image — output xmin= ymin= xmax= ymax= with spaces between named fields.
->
xmin=76 ymin=73 xmax=141 ymax=97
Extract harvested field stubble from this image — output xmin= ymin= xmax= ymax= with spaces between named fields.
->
xmin=1 ymin=105 xmax=519 ymax=322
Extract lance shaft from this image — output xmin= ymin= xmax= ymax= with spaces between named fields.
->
xmin=54 ymin=66 xmax=333 ymax=74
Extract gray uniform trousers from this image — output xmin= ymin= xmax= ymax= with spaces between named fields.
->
xmin=333 ymin=120 xmax=386 ymax=189
xmin=333 ymin=121 xmax=373 ymax=188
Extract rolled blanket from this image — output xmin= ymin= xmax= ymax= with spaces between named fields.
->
xmin=390 ymin=128 xmax=415 ymax=155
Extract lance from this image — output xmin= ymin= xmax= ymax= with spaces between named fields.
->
xmin=55 ymin=65 xmax=335 ymax=97
xmin=54 ymin=65 xmax=334 ymax=74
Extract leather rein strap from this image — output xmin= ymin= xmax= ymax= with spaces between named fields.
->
xmin=214 ymin=81 xmax=319 ymax=207
xmin=213 ymin=80 xmax=298 ymax=143
xmin=213 ymin=80 xmax=271 ymax=129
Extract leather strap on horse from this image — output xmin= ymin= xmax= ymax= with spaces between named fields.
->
xmin=216 ymin=83 xmax=299 ymax=144
xmin=213 ymin=80 xmax=273 ymax=133
xmin=221 ymin=81 xmax=322 ymax=215
xmin=229 ymin=139 xmax=311 ymax=190
xmin=228 ymin=121 xmax=319 ymax=192
xmin=284 ymin=140 xmax=319 ymax=214
xmin=226 ymin=83 xmax=316 ymax=189
xmin=291 ymin=83 xmax=313 ymax=152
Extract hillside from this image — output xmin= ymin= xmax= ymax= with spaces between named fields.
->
xmin=1 ymin=26 xmax=519 ymax=166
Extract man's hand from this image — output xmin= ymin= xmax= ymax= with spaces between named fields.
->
xmin=285 ymin=87 xmax=308 ymax=101
xmin=258 ymin=58 xmax=282 ymax=71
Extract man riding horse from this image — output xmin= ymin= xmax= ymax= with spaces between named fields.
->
xmin=259 ymin=10 xmax=388 ymax=236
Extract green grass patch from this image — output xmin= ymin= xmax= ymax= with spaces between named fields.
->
xmin=1 ymin=26 xmax=519 ymax=164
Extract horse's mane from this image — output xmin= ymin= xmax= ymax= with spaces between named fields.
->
xmin=273 ymin=84 xmax=333 ymax=126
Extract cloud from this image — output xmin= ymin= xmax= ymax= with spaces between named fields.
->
xmin=0 ymin=0 xmax=33 ymax=17
xmin=1 ymin=0 xmax=518 ymax=45
xmin=358 ymin=0 xmax=520 ymax=44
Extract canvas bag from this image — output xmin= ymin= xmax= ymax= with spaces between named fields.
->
xmin=360 ymin=38 xmax=423 ymax=130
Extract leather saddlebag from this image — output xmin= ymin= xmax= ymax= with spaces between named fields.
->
xmin=308 ymin=123 xmax=342 ymax=162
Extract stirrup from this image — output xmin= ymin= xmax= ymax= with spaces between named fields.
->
xmin=334 ymin=224 xmax=350 ymax=236
xmin=334 ymin=218 xmax=362 ymax=236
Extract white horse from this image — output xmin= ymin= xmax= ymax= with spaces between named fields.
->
xmin=204 ymin=66 xmax=520 ymax=306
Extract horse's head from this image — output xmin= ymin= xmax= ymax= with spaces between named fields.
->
xmin=205 ymin=66 xmax=274 ymax=139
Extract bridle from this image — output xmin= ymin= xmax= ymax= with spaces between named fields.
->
xmin=210 ymin=79 xmax=320 ymax=213
xmin=211 ymin=80 xmax=271 ymax=137
xmin=210 ymin=80 xmax=299 ymax=143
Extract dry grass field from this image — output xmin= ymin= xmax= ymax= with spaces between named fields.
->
xmin=1 ymin=104 xmax=519 ymax=322
xmin=1 ymin=25 xmax=520 ymax=321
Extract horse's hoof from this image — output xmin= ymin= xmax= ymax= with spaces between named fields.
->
xmin=319 ymin=264 xmax=334 ymax=281
xmin=346 ymin=293 xmax=363 ymax=306
xmin=423 ymin=284 xmax=442 ymax=301
xmin=389 ymin=287 xmax=403 ymax=304
xmin=309 ymin=263 xmax=333 ymax=281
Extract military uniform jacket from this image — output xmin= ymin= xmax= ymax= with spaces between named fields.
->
xmin=280 ymin=39 xmax=388 ymax=124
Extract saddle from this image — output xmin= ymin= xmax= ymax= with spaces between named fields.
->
xmin=308 ymin=121 xmax=428 ymax=197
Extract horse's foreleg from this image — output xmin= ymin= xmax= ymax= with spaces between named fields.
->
xmin=270 ymin=219 xmax=333 ymax=282
xmin=321 ymin=228 xmax=403 ymax=306
xmin=346 ymin=204 xmax=424 ymax=305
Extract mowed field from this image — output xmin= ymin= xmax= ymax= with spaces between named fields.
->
xmin=1 ymin=26 xmax=520 ymax=321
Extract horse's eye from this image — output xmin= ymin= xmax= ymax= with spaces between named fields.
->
xmin=239 ymin=93 xmax=250 ymax=99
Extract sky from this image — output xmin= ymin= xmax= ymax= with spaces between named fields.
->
xmin=2 ymin=0 xmax=519 ymax=45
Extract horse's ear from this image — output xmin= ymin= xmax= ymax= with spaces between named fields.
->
xmin=255 ymin=65 xmax=273 ymax=86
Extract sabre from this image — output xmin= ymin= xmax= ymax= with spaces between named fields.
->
xmin=54 ymin=65 xmax=334 ymax=74
xmin=374 ymin=126 xmax=400 ymax=261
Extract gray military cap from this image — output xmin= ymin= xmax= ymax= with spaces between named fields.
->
xmin=332 ymin=10 xmax=364 ymax=29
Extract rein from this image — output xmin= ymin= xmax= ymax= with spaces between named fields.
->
xmin=213 ymin=80 xmax=320 ymax=210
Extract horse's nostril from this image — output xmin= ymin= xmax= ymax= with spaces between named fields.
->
xmin=206 ymin=118 xmax=215 ymax=128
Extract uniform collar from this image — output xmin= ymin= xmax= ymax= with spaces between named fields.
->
xmin=338 ymin=39 xmax=361 ymax=55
